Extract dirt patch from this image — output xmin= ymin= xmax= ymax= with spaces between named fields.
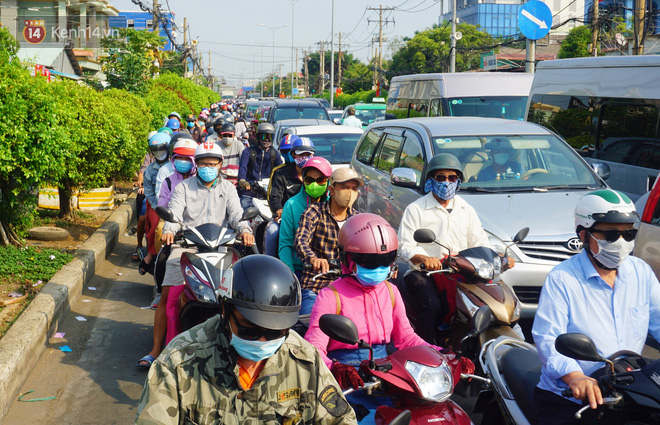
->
xmin=26 ymin=209 xmax=114 ymax=252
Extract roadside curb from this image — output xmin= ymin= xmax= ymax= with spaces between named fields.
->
xmin=0 ymin=193 xmax=136 ymax=419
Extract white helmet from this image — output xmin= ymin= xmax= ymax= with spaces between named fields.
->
xmin=574 ymin=189 xmax=639 ymax=231
xmin=195 ymin=141 xmax=224 ymax=161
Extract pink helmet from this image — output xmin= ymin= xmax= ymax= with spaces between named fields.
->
xmin=339 ymin=213 xmax=399 ymax=271
xmin=302 ymin=157 xmax=332 ymax=177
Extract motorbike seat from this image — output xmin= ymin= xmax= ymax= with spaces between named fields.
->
xmin=499 ymin=347 xmax=542 ymax=424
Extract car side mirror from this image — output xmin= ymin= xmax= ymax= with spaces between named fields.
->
xmin=333 ymin=118 xmax=342 ymax=125
xmin=390 ymin=167 xmax=418 ymax=189
xmin=319 ymin=314 xmax=359 ymax=345
xmin=155 ymin=206 xmax=177 ymax=223
xmin=513 ymin=227 xmax=529 ymax=244
xmin=592 ymin=162 xmax=610 ymax=180
xmin=555 ymin=333 xmax=607 ymax=362
xmin=413 ymin=229 xmax=437 ymax=244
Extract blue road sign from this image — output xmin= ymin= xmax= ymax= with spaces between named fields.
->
xmin=518 ymin=0 xmax=552 ymax=40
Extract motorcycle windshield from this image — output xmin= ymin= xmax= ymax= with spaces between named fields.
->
xmin=183 ymin=223 xmax=230 ymax=249
xmin=458 ymin=246 xmax=498 ymax=261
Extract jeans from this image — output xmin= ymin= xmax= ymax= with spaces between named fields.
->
xmin=240 ymin=195 xmax=254 ymax=210
xmin=264 ymin=221 xmax=279 ymax=257
xmin=300 ymin=289 xmax=318 ymax=315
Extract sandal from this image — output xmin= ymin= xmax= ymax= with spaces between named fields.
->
xmin=139 ymin=259 xmax=154 ymax=276
xmin=131 ymin=249 xmax=141 ymax=262
xmin=137 ymin=354 xmax=155 ymax=368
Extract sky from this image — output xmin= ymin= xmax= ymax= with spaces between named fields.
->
xmin=111 ymin=0 xmax=445 ymax=87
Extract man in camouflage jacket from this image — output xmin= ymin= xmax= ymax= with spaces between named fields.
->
xmin=136 ymin=314 xmax=357 ymax=425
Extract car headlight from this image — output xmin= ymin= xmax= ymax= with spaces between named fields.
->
xmin=405 ymin=360 xmax=454 ymax=402
xmin=487 ymin=232 xmax=521 ymax=262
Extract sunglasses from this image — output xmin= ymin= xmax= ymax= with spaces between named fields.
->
xmin=260 ymin=134 xmax=273 ymax=142
xmin=230 ymin=312 xmax=288 ymax=341
xmin=220 ymin=132 xmax=235 ymax=137
xmin=350 ymin=250 xmax=398 ymax=270
xmin=150 ymin=145 xmax=168 ymax=152
xmin=304 ymin=176 xmax=328 ymax=186
xmin=432 ymin=174 xmax=460 ymax=183
xmin=590 ymin=228 xmax=637 ymax=243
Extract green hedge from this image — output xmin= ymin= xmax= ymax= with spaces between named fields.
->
xmin=315 ymin=89 xmax=388 ymax=109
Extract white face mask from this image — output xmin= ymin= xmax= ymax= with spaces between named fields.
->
xmin=154 ymin=150 xmax=168 ymax=161
xmin=222 ymin=136 xmax=234 ymax=146
xmin=493 ymin=152 xmax=509 ymax=166
xmin=589 ymin=233 xmax=634 ymax=270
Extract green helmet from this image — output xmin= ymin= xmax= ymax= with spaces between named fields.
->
xmin=425 ymin=153 xmax=464 ymax=181
xmin=574 ymin=189 xmax=639 ymax=232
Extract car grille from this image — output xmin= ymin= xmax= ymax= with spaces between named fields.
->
xmin=513 ymin=286 xmax=542 ymax=304
xmin=518 ymin=241 xmax=581 ymax=262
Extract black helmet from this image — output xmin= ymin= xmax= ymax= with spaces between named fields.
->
xmin=214 ymin=118 xmax=226 ymax=129
xmin=221 ymin=123 xmax=236 ymax=133
xmin=256 ymin=122 xmax=276 ymax=136
xmin=220 ymin=255 xmax=301 ymax=330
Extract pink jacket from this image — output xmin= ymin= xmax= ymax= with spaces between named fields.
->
xmin=305 ymin=276 xmax=440 ymax=368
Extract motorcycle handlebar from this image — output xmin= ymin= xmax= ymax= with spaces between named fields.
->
xmin=561 ymin=389 xmax=573 ymax=398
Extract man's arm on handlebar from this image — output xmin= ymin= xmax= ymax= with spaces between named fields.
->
xmin=562 ymin=371 xmax=603 ymax=409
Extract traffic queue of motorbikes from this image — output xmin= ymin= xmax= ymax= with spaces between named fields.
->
xmin=142 ymin=102 xmax=659 ymax=425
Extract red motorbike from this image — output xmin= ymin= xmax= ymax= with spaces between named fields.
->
xmin=320 ymin=314 xmax=488 ymax=425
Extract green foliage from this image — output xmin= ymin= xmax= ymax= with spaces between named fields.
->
xmin=559 ymin=25 xmax=592 ymax=58
xmin=331 ymin=89 xmax=388 ymax=109
xmin=342 ymin=62 xmax=374 ymax=93
xmin=0 ymin=246 xmax=72 ymax=285
xmin=389 ymin=23 xmax=499 ymax=75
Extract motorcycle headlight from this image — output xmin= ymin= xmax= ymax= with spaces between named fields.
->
xmin=184 ymin=266 xmax=216 ymax=303
xmin=477 ymin=260 xmax=494 ymax=280
xmin=487 ymin=231 xmax=521 ymax=262
xmin=404 ymin=360 xmax=453 ymax=402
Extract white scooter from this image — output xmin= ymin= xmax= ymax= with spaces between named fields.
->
xmin=249 ymin=177 xmax=274 ymax=254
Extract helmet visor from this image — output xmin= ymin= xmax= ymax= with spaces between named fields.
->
xmin=350 ymin=251 xmax=398 ymax=269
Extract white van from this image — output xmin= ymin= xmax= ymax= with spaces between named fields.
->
xmin=526 ymin=56 xmax=660 ymax=201
xmin=386 ymin=73 xmax=533 ymax=120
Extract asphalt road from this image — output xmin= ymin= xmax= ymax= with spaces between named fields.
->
xmin=4 ymin=230 xmax=156 ymax=425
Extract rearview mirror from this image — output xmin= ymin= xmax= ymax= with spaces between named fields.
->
xmin=513 ymin=227 xmax=529 ymax=244
xmin=241 ymin=206 xmax=259 ymax=221
xmin=389 ymin=410 xmax=412 ymax=425
xmin=413 ymin=229 xmax=436 ymax=244
xmin=471 ymin=305 xmax=493 ymax=335
xmin=592 ymin=163 xmax=610 ymax=180
xmin=390 ymin=167 xmax=418 ymax=189
xmin=155 ymin=206 xmax=177 ymax=223
xmin=319 ymin=314 xmax=359 ymax=345
xmin=333 ymin=118 xmax=342 ymax=125
xmin=555 ymin=333 xmax=606 ymax=363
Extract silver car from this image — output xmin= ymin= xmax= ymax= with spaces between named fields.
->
xmin=350 ymin=117 xmax=608 ymax=317
xmin=634 ymin=171 xmax=660 ymax=279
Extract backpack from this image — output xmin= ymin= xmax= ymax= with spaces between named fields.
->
xmin=328 ymin=281 xmax=396 ymax=315
xmin=247 ymin=147 xmax=278 ymax=179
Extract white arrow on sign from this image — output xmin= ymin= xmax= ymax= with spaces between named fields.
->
xmin=521 ymin=9 xmax=548 ymax=29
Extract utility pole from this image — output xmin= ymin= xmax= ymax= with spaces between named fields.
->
xmin=278 ymin=64 xmax=283 ymax=95
xmin=634 ymin=0 xmax=645 ymax=54
xmin=295 ymin=47 xmax=299 ymax=93
xmin=367 ymin=5 xmax=394 ymax=95
xmin=450 ymin=0 xmax=456 ymax=72
xmin=330 ymin=0 xmax=335 ymax=108
xmin=317 ymin=41 xmax=326 ymax=94
xmin=183 ymin=17 xmax=188 ymax=73
xmin=337 ymin=32 xmax=343 ymax=88
xmin=208 ymin=50 xmax=212 ymax=90
xmin=591 ymin=0 xmax=599 ymax=56
xmin=152 ymin=0 xmax=160 ymax=29
xmin=303 ymin=49 xmax=310 ymax=96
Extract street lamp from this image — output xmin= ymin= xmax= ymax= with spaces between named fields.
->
xmin=289 ymin=0 xmax=300 ymax=98
xmin=259 ymin=23 xmax=290 ymax=98
xmin=250 ymin=40 xmax=271 ymax=98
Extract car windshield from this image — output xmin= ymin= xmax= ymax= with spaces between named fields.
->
xmin=246 ymin=104 xmax=270 ymax=119
xmin=355 ymin=108 xmax=386 ymax=125
xmin=431 ymin=134 xmax=602 ymax=190
xmin=273 ymin=107 xmax=328 ymax=122
xmin=446 ymin=96 xmax=528 ymax=120
xmin=299 ymin=133 xmax=362 ymax=164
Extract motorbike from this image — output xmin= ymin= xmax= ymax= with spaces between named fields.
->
xmin=155 ymin=206 xmax=258 ymax=333
xmin=249 ymin=178 xmax=273 ymax=254
xmin=477 ymin=326 xmax=660 ymax=425
xmin=397 ymin=227 xmax=529 ymax=360
xmin=320 ymin=313 xmax=490 ymax=425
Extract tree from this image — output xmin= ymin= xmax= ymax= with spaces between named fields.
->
xmin=558 ymin=25 xmax=592 ymax=58
xmin=388 ymin=23 xmax=498 ymax=76
xmin=100 ymin=28 xmax=166 ymax=95
xmin=341 ymin=62 xmax=374 ymax=93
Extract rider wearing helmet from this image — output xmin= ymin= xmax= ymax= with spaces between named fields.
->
xmin=532 ymin=189 xmax=660 ymax=425
xmin=397 ymin=153 xmax=490 ymax=343
xmin=217 ymin=123 xmax=245 ymax=185
xmin=237 ymin=122 xmax=283 ymax=210
xmin=279 ymin=157 xmax=332 ymax=292
xmin=157 ymin=138 xmax=197 ymax=209
xmin=134 ymin=130 xmax=158 ymax=262
xmin=136 ymin=255 xmax=357 ymax=425
xmin=293 ymin=166 xmax=362 ymax=314
xmin=166 ymin=118 xmax=181 ymax=133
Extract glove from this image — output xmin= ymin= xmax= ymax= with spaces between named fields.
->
xmin=237 ymin=179 xmax=250 ymax=191
xmin=331 ymin=362 xmax=364 ymax=391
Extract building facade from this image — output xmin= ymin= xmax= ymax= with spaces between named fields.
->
xmin=109 ymin=10 xmax=176 ymax=51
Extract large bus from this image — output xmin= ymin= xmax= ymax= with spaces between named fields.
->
xmin=526 ymin=56 xmax=660 ymax=200
xmin=386 ymin=72 xmax=533 ymax=120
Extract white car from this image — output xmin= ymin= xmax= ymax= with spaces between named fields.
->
xmin=284 ymin=125 xmax=364 ymax=171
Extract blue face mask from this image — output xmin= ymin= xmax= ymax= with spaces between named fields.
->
xmin=198 ymin=166 xmax=219 ymax=183
xmin=174 ymin=159 xmax=193 ymax=174
xmin=230 ymin=332 xmax=285 ymax=362
xmin=424 ymin=178 xmax=461 ymax=201
xmin=354 ymin=265 xmax=390 ymax=286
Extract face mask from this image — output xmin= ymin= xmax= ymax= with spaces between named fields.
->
xmin=304 ymin=182 xmax=327 ymax=199
xmin=230 ymin=331 xmax=285 ymax=362
xmin=174 ymin=159 xmax=193 ymax=174
xmin=222 ymin=136 xmax=234 ymax=146
xmin=187 ymin=122 xmax=194 ymax=128
xmin=588 ymin=233 xmax=634 ymax=270
xmin=198 ymin=166 xmax=219 ymax=183
xmin=424 ymin=178 xmax=460 ymax=201
xmin=294 ymin=155 xmax=311 ymax=168
xmin=333 ymin=188 xmax=358 ymax=209
xmin=354 ymin=265 xmax=390 ymax=286
xmin=493 ymin=152 xmax=509 ymax=166
xmin=153 ymin=150 xmax=168 ymax=161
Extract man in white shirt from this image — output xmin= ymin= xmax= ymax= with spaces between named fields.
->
xmin=341 ymin=107 xmax=363 ymax=128
xmin=398 ymin=153 xmax=490 ymax=342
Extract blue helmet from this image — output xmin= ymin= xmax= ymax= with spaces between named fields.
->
xmin=291 ymin=136 xmax=315 ymax=154
xmin=280 ymin=134 xmax=301 ymax=152
xmin=149 ymin=132 xmax=171 ymax=149
xmin=166 ymin=118 xmax=181 ymax=130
